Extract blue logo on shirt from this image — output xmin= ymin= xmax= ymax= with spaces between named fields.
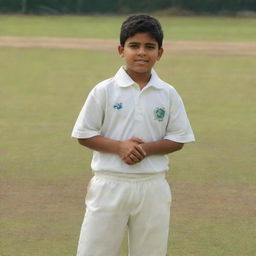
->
xmin=113 ymin=103 xmax=123 ymax=110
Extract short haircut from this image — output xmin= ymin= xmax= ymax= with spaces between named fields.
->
xmin=120 ymin=14 xmax=164 ymax=48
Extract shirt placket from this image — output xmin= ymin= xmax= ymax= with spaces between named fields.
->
xmin=132 ymin=85 xmax=148 ymax=139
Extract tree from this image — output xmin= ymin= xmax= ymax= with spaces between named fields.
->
xmin=76 ymin=0 xmax=83 ymax=13
xmin=21 ymin=0 xmax=27 ymax=13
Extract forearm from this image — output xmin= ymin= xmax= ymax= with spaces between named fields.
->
xmin=78 ymin=136 xmax=120 ymax=154
xmin=78 ymin=136 xmax=146 ymax=164
xmin=141 ymin=139 xmax=183 ymax=156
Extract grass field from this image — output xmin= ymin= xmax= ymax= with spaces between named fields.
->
xmin=1 ymin=15 xmax=256 ymax=256
xmin=1 ymin=15 xmax=256 ymax=42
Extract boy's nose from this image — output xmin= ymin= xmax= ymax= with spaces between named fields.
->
xmin=137 ymin=47 xmax=146 ymax=56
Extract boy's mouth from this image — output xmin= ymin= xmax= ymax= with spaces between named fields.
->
xmin=134 ymin=59 xmax=148 ymax=63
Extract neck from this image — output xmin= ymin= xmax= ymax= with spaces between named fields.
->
xmin=125 ymin=68 xmax=151 ymax=89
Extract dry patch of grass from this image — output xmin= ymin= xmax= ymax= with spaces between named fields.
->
xmin=0 ymin=36 xmax=256 ymax=56
xmin=171 ymin=182 xmax=256 ymax=219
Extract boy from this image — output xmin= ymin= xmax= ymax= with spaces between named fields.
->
xmin=72 ymin=14 xmax=195 ymax=256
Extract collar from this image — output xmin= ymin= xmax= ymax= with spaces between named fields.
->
xmin=114 ymin=67 xmax=164 ymax=89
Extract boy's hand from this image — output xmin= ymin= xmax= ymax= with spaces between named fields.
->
xmin=118 ymin=137 xmax=146 ymax=165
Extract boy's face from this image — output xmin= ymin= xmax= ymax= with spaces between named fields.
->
xmin=118 ymin=32 xmax=163 ymax=76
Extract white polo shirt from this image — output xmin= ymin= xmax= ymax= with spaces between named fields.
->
xmin=72 ymin=67 xmax=195 ymax=174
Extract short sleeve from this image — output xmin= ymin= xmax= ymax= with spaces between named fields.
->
xmin=71 ymin=86 xmax=105 ymax=138
xmin=164 ymin=90 xmax=195 ymax=143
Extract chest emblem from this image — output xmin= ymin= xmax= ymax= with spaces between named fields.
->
xmin=113 ymin=102 xmax=123 ymax=110
xmin=154 ymin=107 xmax=165 ymax=121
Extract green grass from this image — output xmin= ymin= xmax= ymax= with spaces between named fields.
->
xmin=170 ymin=218 xmax=256 ymax=256
xmin=1 ymin=46 xmax=255 ymax=256
xmin=0 ymin=15 xmax=256 ymax=41
xmin=159 ymin=55 xmax=256 ymax=185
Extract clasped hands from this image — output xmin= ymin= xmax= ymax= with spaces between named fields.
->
xmin=118 ymin=137 xmax=147 ymax=165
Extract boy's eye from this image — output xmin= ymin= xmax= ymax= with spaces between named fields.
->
xmin=128 ymin=43 xmax=156 ymax=49
xmin=146 ymin=45 xmax=155 ymax=49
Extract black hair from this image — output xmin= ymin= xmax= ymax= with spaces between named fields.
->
xmin=120 ymin=14 xmax=164 ymax=48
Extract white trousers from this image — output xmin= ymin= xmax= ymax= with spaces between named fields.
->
xmin=76 ymin=172 xmax=172 ymax=256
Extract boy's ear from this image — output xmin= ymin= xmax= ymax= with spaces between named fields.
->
xmin=157 ymin=47 xmax=164 ymax=61
xmin=118 ymin=45 xmax=124 ymax=57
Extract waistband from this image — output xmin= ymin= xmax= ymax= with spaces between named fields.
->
xmin=94 ymin=171 xmax=166 ymax=183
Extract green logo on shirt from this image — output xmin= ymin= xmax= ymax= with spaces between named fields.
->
xmin=154 ymin=107 xmax=165 ymax=121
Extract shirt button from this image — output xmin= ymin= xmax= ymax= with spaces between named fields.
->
xmin=134 ymin=84 xmax=140 ymax=90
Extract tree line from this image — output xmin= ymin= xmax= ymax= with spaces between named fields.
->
xmin=0 ymin=0 xmax=255 ymax=14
